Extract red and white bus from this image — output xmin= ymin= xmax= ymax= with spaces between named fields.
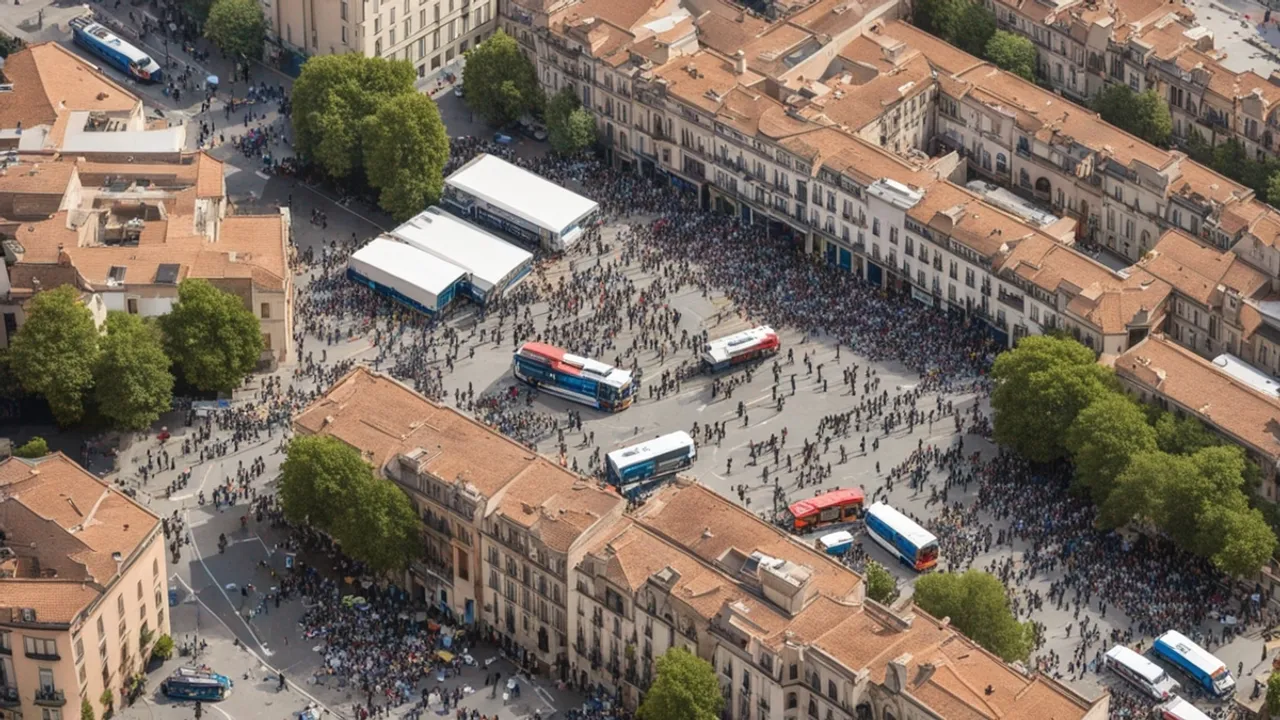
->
xmin=783 ymin=488 xmax=865 ymax=532
xmin=701 ymin=326 xmax=780 ymax=373
xmin=513 ymin=342 xmax=636 ymax=411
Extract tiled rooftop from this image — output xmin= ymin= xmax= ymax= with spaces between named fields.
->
xmin=0 ymin=454 xmax=160 ymax=625
xmin=1115 ymin=334 xmax=1280 ymax=461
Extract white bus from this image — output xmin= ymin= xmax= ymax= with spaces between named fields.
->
xmin=605 ymin=431 xmax=696 ymax=497
xmin=1152 ymin=630 xmax=1235 ymax=697
xmin=1104 ymin=645 xmax=1179 ymax=701
xmin=862 ymin=502 xmax=939 ymax=571
xmin=701 ymin=326 xmax=780 ymax=373
xmin=1154 ymin=697 xmax=1212 ymax=720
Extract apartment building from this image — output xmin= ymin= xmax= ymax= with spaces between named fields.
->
xmin=984 ymin=0 xmax=1280 ymax=164
xmin=292 ymin=368 xmax=626 ymax=677
xmin=1115 ymin=334 xmax=1280 ymax=496
xmin=264 ymin=0 xmax=497 ymax=84
xmin=0 ymin=453 xmax=170 ymax=720
xmin=0 ymin=153 xmax=295 ymax=364
xmin=0 ymin=43 xmax=186 ymax=158
xmin=574 ymin=478 xmax=1110 ymax=720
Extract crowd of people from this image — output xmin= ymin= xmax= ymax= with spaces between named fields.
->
xmin=95 ymin=119 xmax=1274 ymax=720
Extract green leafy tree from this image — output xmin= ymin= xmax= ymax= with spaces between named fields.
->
xmin=462 ymin=30 xmax=542 ymax=126
xmin=335 ymin=477 xmax=423 ymax=574
xmin=81 ymin=698 xmax=95 ymax=720
xmin=1092 ymin=85 xmax=1171 ymax=146
xmin=1151 ymin=410 xmax=1220 ymax=455
xmin=1268 ymin=672 xmax=1280 ymax=715
xmin=990 ymin=335 xmax=1114 ymax=463
xmin=278 ymin=435 xmax=372 ymax=530
xmin=94 ymin=313 xmax=173 ymax=431
xmin=912 ymin=0 xmax=964 ymax=39
xmin=1200 ymin=504 xmax=1277 ymax=577
xmin=292 ymin=54 xmax=417 ymax=179
xmin=362 ymin=93 xmax=451 ymax=221
xmin=913 ymin=570 xmax=1034 ymax=662
xmin=1165 ymin=446 xmax=1252 ymax=554
xmin=10 ymin=285 xmax=100 ymax=425
xmin=204 ymin=0 xmax=266 ymax=59
xmin=546 ymin=87 xmax=596 ymax=154
xmin=13 ymin=437 xmax=49 ymax=459
xmin=1099 ymin=450 xmax=1179 ymax=530
xmin=1267 ymin=171 xmax=1280 ymax=208
xmin=0 ymin=32 xmax=26 ymax=58
xmin=984 ymin=31 xmax=1036 ymax=81
xmin=160 ymin=279 xmax=262 ymax=393
xmin=1064 ymin=392 xmax=1156 ymax=502
xmin=864 ymin=560 xmax=898 ymax=605
xmin=637 ymin=648 xmax=724 ymax=720
xmin=951 ymin=1 xmax=995 ymax=57
xmin=151 ymin=634 xmax=175 ymax=661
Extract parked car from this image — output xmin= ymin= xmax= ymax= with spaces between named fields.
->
xmin=453 ymin=84 xmax=464 ymax=98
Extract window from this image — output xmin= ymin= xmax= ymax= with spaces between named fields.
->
xmin=889 ymin=227 xmax=898 ymax=244
xmin=24 ymin=637 xmax=57 ymax=659
xmin=827 ymin=680 xmax=837 ymax=701
xmin=458 ymin=549 xmax=469 ymax=581
xmin=872 ymin=218 xmax=880 ymax=237
xmin=342 ymin=26 xmax=348 ymax=44
xmin=375 ymin=38 xmax=383 ymax=56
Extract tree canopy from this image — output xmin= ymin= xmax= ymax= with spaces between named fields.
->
xmin=0 ymin=32 xmax=26 ymax=58
xmin=984 ymin=31 xmax=1036 ymax=81
xmin=864 ymin=560 xmax=898 ymax=605
xmin=278 ymin=435 xmax=421 ymax=574
xmin=13 ymin=437 xmax=49 ymax=459
xmin=990 ymin=335 xmax=1114 ymax=463
xmin=913 ymin=570 xmax=1034 ymax=661
xmin=362 ymin=93 xmax=451 ymax=221
xmin=637 ymin=648 xmax=724 ymax=720
xmin=204 ymin=0 xmax=266 ymax=59
xmin=546 ymin=87 xmax=596 ymax=155
xmin=913 ymin=0 xmax=994 ymax=58
xmin=1064 ymin=392 xmax=1157 ymax=502
xmin=95 ymin=313 xmax=173 ymax=431
xmin=1092 ymin=85 xmax=1172 ymax=146
xmin=10 ymin=285 xmax=100 ymax=426
xmin=462 ymin=30 xmax=543 ymax=126
xmin=160 ymin=279 xmax=262 ymax=393
xmin=292 ymin=54 xmax=418 ymax=180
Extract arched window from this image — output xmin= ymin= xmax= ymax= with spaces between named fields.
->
xmin=1035 ymin=177 xmax=1051 ymax=194
xmin=855 ymin=704 xmax=873 ymax=720
xmin=808 ymin=699 xmax=818 ymax=718
xmin=1019 ymin=169 xmax=1030 ymax=188
xmin=996 ymin=153 xmax=1007 ymax=173
xmin=786 ymin=693 xmax=798 ymax=710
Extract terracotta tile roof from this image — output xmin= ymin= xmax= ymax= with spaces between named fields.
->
xmin=871 ymin=21 xmax=986 ymax=76
xmin=656 ymin=50 xmax=764 ymax=113
xmin=213 ymin=215 xmax=289 ymax=290
xmin=296 ymin=368 xmax=624 ymax=553
xmin=0 ymin=161 xmax=77 ymax=195
xmin=0 ymin=453 xmax=160 ymax=625
xmin=1064 ymin=270 xmax=1171 ymax=335
xmin=632 ymin=480 xmax=863 ymax=601
xmin=76 ymin=152 xmax=226 ymax=198
xmin=695 ymin=11 xmax=771 ymax=56
xmin=813 ymin=54 xmax=934 ymax=131
xmin=0 ymin=43 xmax=139 ymax=133
xmin=1115 ymin=334 xmax=1280 ymax=463
xmin=1135 ymin=229 xmax=1268 ymax=306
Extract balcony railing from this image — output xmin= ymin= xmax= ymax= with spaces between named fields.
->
xmin=34 ymin=689 xmax=65 ymax=707
xmin=0 ymin=687 xmax=17 ymax=707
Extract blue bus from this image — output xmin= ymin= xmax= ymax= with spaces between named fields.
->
xmin=1152 ymin=630 xmax=1235 ymax=697
xmin=863 ymin=502 xmax=939 ymax=571
xmin=513 ymin=342 xmax=635 ymax=412
xmin=605 ymin=431 xmax=695 ymax=496
xmin=161 ymin=667 xmax=232 ymax=701
xmin=70 ymin=16 xmax=163 ymax=83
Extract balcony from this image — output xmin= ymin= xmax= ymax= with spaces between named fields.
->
xmin=24 ymin=650 xmax=59 ymax=661
xmin=997 ymin=291 xmax=1024 ymax=312
xmin=0 ymin=687 xmax=17 ymax=707
xmin=34 ymin=688 xmax=65 ymax=707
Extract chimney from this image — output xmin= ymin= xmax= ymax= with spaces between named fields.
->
xmin=734 ymin=50 xmax=747 ymax=75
